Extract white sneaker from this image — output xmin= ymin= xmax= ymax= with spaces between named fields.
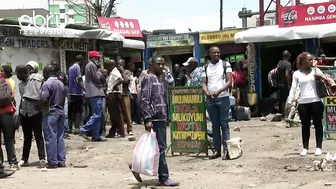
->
xmin=10 ymin=164 xmax=20 ymax=171
xmin=315 ymin=148 xmax=323 ymax=156
xmin=40 ymin=159 xmax=47 ymax=168
xmin=18 ymin=160 xmax=29 ymax=167
xmin=300 ymin=149 xmax=308 ymax=156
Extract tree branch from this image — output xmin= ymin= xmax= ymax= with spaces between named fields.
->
xmin=64 ymin=0 xmax=87 ymax=18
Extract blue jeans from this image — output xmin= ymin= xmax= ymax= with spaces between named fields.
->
xmin=81 ymin=96 xmax=103 ymax=140
xmin=206 ymin=96 xmax=230 ymax=151
xmin=43 ymin=113 xmax=66 ymax=165
xmin=153 ymin=121 xmax=169 ymax=181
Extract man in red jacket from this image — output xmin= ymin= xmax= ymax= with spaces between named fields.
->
xmin=0 ymin=75 xmax=17 ymax=178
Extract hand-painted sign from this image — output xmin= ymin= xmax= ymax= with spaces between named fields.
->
xmin=147 ymin=34 xmax=194 ymax=48
xmin=169 ymin=86 xmax=208 ymax=156
xmin=97 ymin=17 xmax=142 ymax=38
xmin=278 ymin=2 xmax=336 ymax=28
xmin=199 ymin=30 xmax=242 ymax=44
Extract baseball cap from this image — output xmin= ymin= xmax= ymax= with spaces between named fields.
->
xmin=89 ymin=51 xmax=102 ymax=58
xmin=182 ymin=57 xmax=198 ymax=66
xmin=26 ymin=61 xmax=39 ymax=72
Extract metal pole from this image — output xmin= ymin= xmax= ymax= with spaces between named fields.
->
xmin=276 ymin=0 xmax=281 ymax=25
xmin=241 ymin=7 xmax=248 ymax=28
xmin=220 ymin=0 xmax=223 ymax=30
xmin=295 ymin=0 xmax=300 ymax=5
xmin=259 ymin=0 xmax=264 ymax=26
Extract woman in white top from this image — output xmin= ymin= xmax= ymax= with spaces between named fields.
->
xmin=287 ymin=52 xmax=324 ymax=156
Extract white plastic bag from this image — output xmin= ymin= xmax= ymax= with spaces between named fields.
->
xmin=131 ymin=130 xmax=160 ymax=176
xmin=226 ymin=137 xmax=243 ymax=160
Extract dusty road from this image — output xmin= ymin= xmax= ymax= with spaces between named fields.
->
xmin=1 ymin=120 xmax=336 ymax=189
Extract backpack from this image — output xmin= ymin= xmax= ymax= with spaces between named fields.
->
xmin=268 ymin=67 xmax=279 ymax=88
xmin=204 ymin=60 xmax=228 ymax=83
xmin=0 ymin=78 xmax=13 ymax=108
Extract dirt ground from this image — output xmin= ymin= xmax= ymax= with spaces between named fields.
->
xmin=1 ymin=119 xmax=336 ymax=189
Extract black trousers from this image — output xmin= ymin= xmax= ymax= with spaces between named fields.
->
xmin=20 ymin=112 xmax=46 ymax=161
xmin=297 ymin=101 xmax=324 ymax=149
xmin=0 ymin=112 xmax=18 ymax=172
xmin=131 ymin=94 xmax=141 ymax=124
xmin=236 ymin=84 xmax=248 ymax=107
xmin=68 ymin=95 xmax=84 ymax=132
xmin=278 ymin=87 xmax=289 ymax=116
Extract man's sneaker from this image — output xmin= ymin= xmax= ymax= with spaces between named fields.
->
xmin=315 ymin=148 xmax=323 ymax=156
xmin=300 ymin=149 xmax=308 ymax=156
xmin=92 ymin=137 xmax=107 ymax=142
xmin=0 ymin=171 xmax=15 ymax=178
xmin=40 ymin=159 xmax=47 ymax=168
xmin=158 ymin=179 xmax=180 ymax=187
xmin=10 ymin=164 xmax=20 ymax=171
xmin=128 ymin=131 xmax=134 ymax=136
xmin=128 ymin=164 xmax=142 ymax=182
xmin=79 ymin=130 xmax=90 ymax=141
xmin=18 ymin=160 xmax=29 ymax=167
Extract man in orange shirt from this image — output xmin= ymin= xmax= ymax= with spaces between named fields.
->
xmin=0 ymin=75 xmax=17 ymax=177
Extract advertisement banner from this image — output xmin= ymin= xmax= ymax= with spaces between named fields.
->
xmin=199 ymin=30 xmax=242 ymax=44
xmin=278 ymin=2 xmax=336 ymax=28
xmin=146 ymin=34 xmax=194 ymax=48
xmin=97 ymin=17 xmax=143 ymax=38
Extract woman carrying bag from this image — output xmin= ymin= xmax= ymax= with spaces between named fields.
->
xmin=287 ymin=52 xmax=326 ymax=157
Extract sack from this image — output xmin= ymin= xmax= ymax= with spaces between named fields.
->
xmin=131 ymin=130 xmax=160 ymax=176
xmin=0 ymin=78 xmax=13 ymax=108
xmin=268 ymin=68 xmax=279 ymax=88
xmin=226 ymin=137 xmax=243 ymax=160
xmin=314 ymin=68 xmax=328 ymax=98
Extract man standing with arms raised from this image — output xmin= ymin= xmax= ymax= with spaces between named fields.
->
xmin=131 ymin=56 xmax=179 ymax=187
xmin=202 ymin=46 xmax=233 ymax=160
xmin=80 ymin=51 xmax=106 ymax=142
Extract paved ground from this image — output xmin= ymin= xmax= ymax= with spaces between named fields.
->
xmin=2 ymin=119 xmax=336 ymax=189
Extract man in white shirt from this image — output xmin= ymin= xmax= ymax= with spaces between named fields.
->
xmin=202 ymin=46 xmax=233 ymax=160
xmin=129 ymin=66 xmax=141 ymax=124
xmin=105 ymin=60 xmax=126 ymax=138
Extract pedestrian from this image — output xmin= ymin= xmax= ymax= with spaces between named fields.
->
xmin=0 ymin=75 xmax=19 ymax=176
xmin=0 ymin=72 xmax=18 ymax=174
xmin=183 ymin=57 xmax=202 ymax=86
xmin=129 ymin=63 xmax=140 ymax=124
xmin=129 ymin=55 xmax=179 ymax=187
xmin=40 ymin=64 xmax=67 ymax=168
xmin=67 ymin=55 xmax=85 ymax=134
xmin=118 ymin=59 xmax=133 ymax=136
xmin=80 ymin=51 xmax=106 ymax=142
xmin=277 ymin=50 xmax=292 ymax=117
xmin=232 ymin=60 xmax=248 ymax=106
xmin=202 ymin=46 xmax=233 ymax=160
xmin=105 ymin=59 xmax=125 ymax=138
xmin=51 ymin=60 xmax=68 ymax=86
xmin=287 ymin=52 xmax=325 ymax=156
xmin=16 ymin=62 xmax=46 ymax=168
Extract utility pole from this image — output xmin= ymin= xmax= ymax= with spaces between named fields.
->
xmin=220 ymin=0 xmax=223 ymax=30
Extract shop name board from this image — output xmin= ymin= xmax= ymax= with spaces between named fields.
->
xmin=325 ymin=96 xmax=336 ymax=131
xmin=169 ymin=87 xmax=207 ymax=155
xmin=0 ymin=37 xmax=95 ymax=51
xmin=229 ymin=54 xmax=245 ymax=63
xmin=279 ymin=2 xmax=336 ymax=28
xmin=199 ymin=30 xmax=242 ymax=44
xmin=147 ymin=34 xmax=194 ymax=48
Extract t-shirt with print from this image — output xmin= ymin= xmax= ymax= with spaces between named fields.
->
xmin=41 ymin=77 xmax=66 ymax=115
xmin=187 ymin=67 xmax=203 ymax=86
xmin=202 ymin=60 xmax=232 ymax=98
xmin=129 ymin=74 xmax=137 ymax=94
xmin=68 ymin=63 xmax=83 ymax=95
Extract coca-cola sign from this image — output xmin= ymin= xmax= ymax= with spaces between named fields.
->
xmin=278 ymin=2 xmax=336 ymax=28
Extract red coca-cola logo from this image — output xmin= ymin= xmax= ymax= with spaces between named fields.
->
xmin=281 ymin=10 xmax=298 ymax=21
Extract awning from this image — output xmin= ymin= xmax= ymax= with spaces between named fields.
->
xmin=234 ymin=23 xmax=336 ymax=43
xmin=19 ymin=26 xmax=124 ymax=42
xmin=122 ymin=39 xmax=145 ymax=49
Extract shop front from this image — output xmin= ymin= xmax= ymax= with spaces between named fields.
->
xmin=98 ymin=17 xmax=145 ymax=70
xmin=198 ymin=29 xmax=245 ymax=65
xmin=145 ymin=33 xmax=197 ymax=71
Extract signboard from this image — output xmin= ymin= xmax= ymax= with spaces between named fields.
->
xmin=147 ymin=34 xmax=194 ymax=48
xmin=323 ymin=70 xmax=336 ymax=138
xmin=199 ymin=30 xmax=242 ymax=44
xmin=169 ymin=86 xmax=208 ymax=156
xmin=229 ymin=54 xmax=245 ymax=63
xmin=278 ymin=2 xmax=336 ymax=28
xmin=97 ymin=17 xmax=143 ymax=38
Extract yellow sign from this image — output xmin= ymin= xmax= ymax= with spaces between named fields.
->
xmin=325 ymin=96 xmax=336 ymax=106
xmin=199 ymin=29 xmax=242 ymax=44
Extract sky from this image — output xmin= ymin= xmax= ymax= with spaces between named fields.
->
xmin=1 ymin=0 xmax=332 ymax=33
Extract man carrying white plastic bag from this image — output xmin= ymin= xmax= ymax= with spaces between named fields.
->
xmin=129 ymin=56 xmax=180 ymax=187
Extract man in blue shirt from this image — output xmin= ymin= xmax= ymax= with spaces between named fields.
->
xmin=67 ymin=55 xmax=85 ymax=134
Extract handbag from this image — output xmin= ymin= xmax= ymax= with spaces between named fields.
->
xmin=314 ymin=68 xmax=328 ymax=98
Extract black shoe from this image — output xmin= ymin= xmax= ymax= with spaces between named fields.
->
xmin=92 ymin=137 xmax=107 ymax=142
xmin=128 ymin=164 xmax=142 ymax=182
xmin=0 ymin=171 xmax=15 ymax=178
xmin=209 ymin=151 xmax=221 ymax=159
xmin=222 ymin=150 xmax=230 ymax=160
